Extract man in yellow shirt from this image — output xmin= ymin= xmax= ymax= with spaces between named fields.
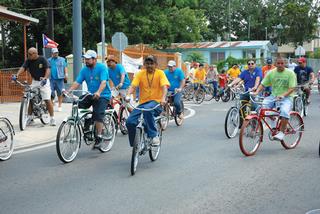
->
xmin=126 ymin=55 xmax=170 ymax=146
xmin=227 ymin=64 xmax=241 ymax=80
xmin=194 ymin=63 xmax=206 ymax=91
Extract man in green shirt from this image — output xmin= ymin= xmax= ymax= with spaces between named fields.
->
xmin=252 ymin=57 xmax=297 ymax=141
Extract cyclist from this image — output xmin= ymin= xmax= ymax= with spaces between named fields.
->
xmin=126 ymin=55 xmax=170 ymax=147
xmin=13 ymin=47 xmax=56 ymax=126
xmin=106 ymin=54 xmax=131 ymax=98
xmin=164 ymin=60 xmax=185 ymax=118
xmin=294 ymin=57 xmax=315 ymax=103
xmin=206 ymin=65 xmax=219 ymax=97
xmin=227 ymin=64 xmax=241 ymax=80
xmin=252 ymin=57 xmax=297 ymax=141
xmin=66 ymin=50 xmax=112 ymax=149
xmin=228 ymin=59 xmax=262 ymax=108
xmin=261 ymin=57 xmax=276 ymax=96
xmin=194 ymin=63 xmax=206 ymax=90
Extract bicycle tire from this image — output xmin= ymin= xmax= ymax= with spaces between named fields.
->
xmin=131 ymin=128 xmax=142 ymax=176
xmin=99 ymin=113 xmax=116 ymax=153
xmin=239 ymin=117 xmax=263 ymax=156
xmin=293 ymin=96 xmax=303 ymax=116
xmin=160 ymin=105 xmax=170 ymax=130
xmin=221 ymin=89 xmax=231 ymax=102
xmin=193 ymin=89 xmax=205 ymax=104
xmin=40 ymin=101 xmax=50 ymax=125
xmin=19 ymin=97 xmax=29 ymax=131
xmin=149 ymin=121 xmax=162 ymax=161
xmin=174 ymin=100 xmax=184 ymax=126
xmin=0 ymin=118 xmax=14 ymax=161
xmin=119 ymin=107 xmax=129 ymax=135
xmin=303 ymin=102 xmax=308 ymax=117
xmin=204 ymin=86 xmax=214 ymax=101
xmin=280 ymin=112 xmax=304 ymax=149
xmin=56 ymin=120 xmax=80 ymax=163
xmin=224 ymin=107 xmax=240 ymax=138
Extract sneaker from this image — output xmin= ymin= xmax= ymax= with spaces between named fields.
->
xmin=273 ymin=131 xmax=285 ymax=141
xmin=50 ymin=118 xmax=56 ymax=126
xmin=26 ymin=117 xmax=34 ymax=126
xmin=151 ymin=136 xmax=160 ymax=146
xmin=93 ymin=136 xmax=103 ymax=149
xmin=58 ymin=107 xmax=62 ymax=112
xmin=178 ymin=112 xmax=184 ymax=119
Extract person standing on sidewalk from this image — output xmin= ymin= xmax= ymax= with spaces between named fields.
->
xmin=13 ymin=47 xmax=56 ymax=126
xmin=106 ymin=55 xmax=131 ymax=98
xmin=48 ymin=48 xmax=68 ymax=112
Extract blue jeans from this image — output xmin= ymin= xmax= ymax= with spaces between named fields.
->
xmin=262 ymin=95 xmax=292 ymax=119
xmin=50 ymin=79 xmax=64 ymax=98
xmin=208 ymin=80 xmax=218 ymax=97
xmin=172 ymin=92 xmax=182 ymax=114
xmin=126 ymin=101 xmax=162 ymax=147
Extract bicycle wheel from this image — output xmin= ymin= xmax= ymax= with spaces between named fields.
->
xmin=215 ymin=95 xmax=220 ymax=102
xmin=281 ymin=112 xmax=304 ymax=149
xmin=119 ymin=107 xmax=129 ymax=135
xmin=183 ymin=86 xmax=194 ymax=101
xmin=40 ymin=101 xmax=50 ymax=125
xmin=221 ymin=89 xmax=231 ymax=102
xmin=293 ymin=96 xmax=303 ymax=116
xmin=303 ymin=102 xmax=308 ymax=117
xmin=19 ymin=97 xmax=29 ymax=131
xmin=131 ymin=128 xmax=142 ymax=176
xmin=0 ymin=119 xmax=14 ymax=161
xmin=160 ymin=105 xmax=170 ymax=130
xmin=56 ymin=120 xmax=80 ymax=163
xmin=193 ymin=89 xmax=205 ymax=104
xmin=99 ymin=113 xmax=116 ymax=152
xmin=149 ymin=121 xmax=162 ymax=161
xmin=174 ymin=101 xmax=184 ymax=126
xmin=224 ymin=107 xmax=240 ymax=138
xmin=204 ymin=86 xmax=214 ymax=101
xmin=239 ymin=117 xmax=263 ymax=156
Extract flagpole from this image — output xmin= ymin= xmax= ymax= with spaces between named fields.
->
xmin=42 ymin=34 xmax=46 ymax=58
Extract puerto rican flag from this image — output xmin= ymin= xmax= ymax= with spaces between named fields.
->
xmin=42 ymin=34 xmax=59 ymax=48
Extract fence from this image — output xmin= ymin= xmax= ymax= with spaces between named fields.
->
xmin=0 ymin=68 xmax=31 ymax=103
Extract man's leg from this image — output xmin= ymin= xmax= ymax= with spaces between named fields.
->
xmin=173 ymin=92 xmax=182 ymax=114
xmin=142 ymin=101 xmax=161 ymax=139
xmin=126 ymin=108 xmax=142 ymax=147
xmin=274 ymin=98 xmax=292 ymax=140
xmin=304 ymin=87 xmax=311 ymax=103
xmin=213 ymin=81 xmax=218 ymax=97
xmin=41 ymin=80 xmax=55 ymax=125
xmin=56 ymin=79 xmax=64 ymax=110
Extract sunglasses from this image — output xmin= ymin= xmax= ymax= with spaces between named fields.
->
xmin=248 ymin=62 xmax=255 ymax=65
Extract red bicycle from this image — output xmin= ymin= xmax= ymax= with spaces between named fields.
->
xmin=239 ymin=95 xmax=304 ymax=156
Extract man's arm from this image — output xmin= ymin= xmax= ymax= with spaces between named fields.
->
xmin=161 ymin=85 xmax=168 ymax=105
xmin=116 ymin=73 xmax=125 ymax=89
xmin=127 ymin=85 xmax=136 ymax=95
xmin=43 ymin=68 xmax=50 ymax=79
xmin=280 ymin=88 xmax=294 ymax=98
xmin=16 ymin=66 xmax=26 ymax=77
xmin=93 ymin=80 xmax=106 ymax=99
xmin=64 ymin=67 xmax=68 ymax=80
xmin=252 ymin=76 xmax=261 ymax=91
xmin=309 ymin=72 xmax=315 ymax=85
xmin=67 ymin=82 xmax=80 ymax=92
xmin=228 ymin=77 xmax=241 ymax=87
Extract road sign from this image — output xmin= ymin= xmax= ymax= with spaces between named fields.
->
xmin=112 ymin=32 xmax=128 ymax=51
xmin=295 ymin=45 xmax=305 ymax=56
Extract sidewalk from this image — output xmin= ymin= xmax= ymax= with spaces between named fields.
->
xmin=0 ymin=102 xmax=72 ymax=150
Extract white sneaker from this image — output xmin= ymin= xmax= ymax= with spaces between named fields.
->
xmin=152 ymin=136 xmax=160 ymax=146
xmin=58 ymin=107 xmax=62 ymax=112
xmin=269 ymin=117 xmax=277 ymax=129
xmin=273 ymin=131 xmax=285 ymax=141
xmin=26 ymin=117 xmax=34 ymax=126
xmin=50 ymin=118 xmax=56 ymax=126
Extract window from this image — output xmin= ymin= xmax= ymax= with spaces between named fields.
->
xmin=211 ymin=52 xmax=225 ymax=63
xmin=243 ymin=49 xmax=256 ymax=58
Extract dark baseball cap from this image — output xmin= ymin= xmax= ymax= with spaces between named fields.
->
xmin=144 ymin=55 xmax=157 ymax=63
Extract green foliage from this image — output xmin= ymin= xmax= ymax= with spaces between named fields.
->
xmin=185 ymin=51 xmax=205 ymax=63
xmin=307 ymin=48 xmax=320 ymax=59
xmin=215 ymin=56 xmax=250 ymax=71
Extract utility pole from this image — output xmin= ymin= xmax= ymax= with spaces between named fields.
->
xmin=73 ymin=0 xmax=82 ymax=81
xmin=228 ymin=0 xmax=231 ymax=56
xmin=101 ymin=0 xmax=105 ymax=63
xmin=248 ymin=16 xmax=251 ymax=41
xmin=48 ymin=0 xmax=54 ymax=39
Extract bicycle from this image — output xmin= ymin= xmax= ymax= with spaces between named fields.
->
xmin=109 ymin=88 xmax=131 ymax=135
xmin=214 ymin=86 xmax=231 ymax=102
xmin=239 ymin=95 xmax=304 ymax=156
xmin=160 ymin=91 xmax=185 ymax=130
xmin=14 ymin=80 xmax=50 ymax=131
xmin=224 ymin=88 xmax=253 ymax=139
xmin=293 ymin=84 xmax=309 ymax=117
xmin=193 ymin=82 xmax=205 ymax=104
xmin=56 ymin=91 xmax=116 ymax=163
xmin=127 ymin=102 xmax=163 ymax=176
xmin=203 ymin=82 xmax=215 ymax=101
xmin=182 ymin=82 xmax=194 ymax=101
xmin=0 ymin=117 xmax=15 ymax=161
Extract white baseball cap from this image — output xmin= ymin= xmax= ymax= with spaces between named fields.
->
xmin=51 ymin=48 xmax=59 ymax=53
xmin=167 ymin=60 xmax=176 ymax=67
xmin=83 ymin=50 xmax=97 ymax=59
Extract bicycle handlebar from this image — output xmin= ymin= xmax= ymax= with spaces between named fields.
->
xmin=63 ymin=90 xmax=92 ymax=102
xmin=126 ymin=102 xmax=161 ymax=111
xmin=14 ymin=80 xmax=41 ymax=91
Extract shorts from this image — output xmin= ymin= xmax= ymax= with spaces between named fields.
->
xmin=78 ymin=95 xmax=109 ymax=122
xmin=50 ymin=79 xmax=65 ymax=97
xmin=262 ymin=95 xmax=292 ymax=119
xmin=31 ymin=80 xmax=51 ymax=100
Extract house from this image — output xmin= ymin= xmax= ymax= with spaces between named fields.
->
xmin=163 ymin=40 xmax=272 ymax=64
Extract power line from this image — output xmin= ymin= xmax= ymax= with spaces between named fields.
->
xmin=7 ymin=1 xmax=72 ymax=11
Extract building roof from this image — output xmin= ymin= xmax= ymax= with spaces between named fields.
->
xmin=167 ymin=41 xmax=270 ymax=50
xmin=0 ymin=5 xmax=39 ymax=24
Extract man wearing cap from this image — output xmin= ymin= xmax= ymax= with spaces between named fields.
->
xmin=126 ymin=55 xmax=170 ymax=147
xmin=13 ymin=47 xmax=56 ymax=126
xmin=48 ymin=48 xmax=68 ymax=112
xmin=262 ymin=58 xmax=276 ymax=96
xmin=206 ymin=65 xmax=219 ymax=97
xmin=106 ymin=55 xmax=131 ymax=97
xmin=164 ymin=60 xmax=185 ymax=118
xmin=67 ymin=50 xmax=112 ymax=149
xmin=294 ymin=57 xmax=315 ymax=103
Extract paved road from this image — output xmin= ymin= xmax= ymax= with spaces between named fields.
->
xmin=1 ymin=95 xmax=320 ymax=214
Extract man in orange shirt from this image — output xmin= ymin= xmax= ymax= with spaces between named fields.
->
xmin=194 ymin=63 xmax=206 ymax=90
xmin=126 ymin=55 xmax=170 ymax=147
xmin=262 ymin=58 xmax=275 ymax=96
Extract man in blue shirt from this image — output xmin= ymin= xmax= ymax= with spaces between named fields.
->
xmin=294 ymin=57 xmax=315 ymax=103
xmin=67 ymin=50 xmax=111 ymax=149
xmin=106 ymin=55 xmax=131 ymax=97
xmin=228 ymin=59 xmax=262 ymax=108
xmin=48 ymin=48 xmax=68 ymax=112
xmin=164 ymin=60 xmax=185 ymax=117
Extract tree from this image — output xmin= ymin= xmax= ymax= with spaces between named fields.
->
xmin=185 ymin=51 xmax=205 ymax=63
